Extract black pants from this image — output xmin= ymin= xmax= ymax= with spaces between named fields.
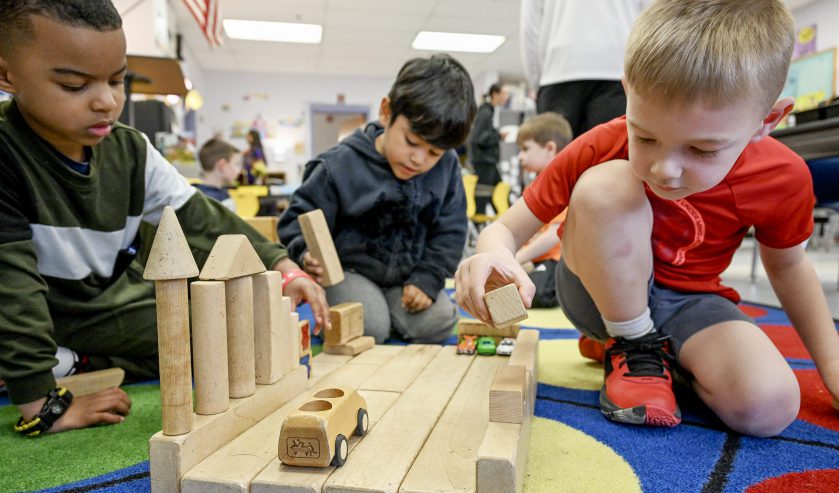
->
xmin=537 ymin=80 xmax=627 ymax=139
xmin=473 ymin=162 xmax=501 ymax=215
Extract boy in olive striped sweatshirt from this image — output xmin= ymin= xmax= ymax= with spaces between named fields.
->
xmin=0 ymin=0 xmax=329 ymax=435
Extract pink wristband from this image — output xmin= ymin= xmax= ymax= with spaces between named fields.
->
xmin=282 ymin=269 xmax=315 ymax=291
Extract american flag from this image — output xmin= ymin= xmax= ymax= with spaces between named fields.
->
xmin=182 ymin=0 xmax=223 ymax=47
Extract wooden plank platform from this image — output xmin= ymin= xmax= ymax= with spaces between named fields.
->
xmin=156 ymin=340 xmax=535 ymax=493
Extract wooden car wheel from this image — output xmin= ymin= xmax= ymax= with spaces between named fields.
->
xmin=357 ymin=408 xmax=369 ymax=436
xmin=332 ymin=434 xmax=348 ymax=466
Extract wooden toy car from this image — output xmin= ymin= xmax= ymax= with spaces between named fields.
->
xmin=279 ymin=387 xmax=368 ymax=467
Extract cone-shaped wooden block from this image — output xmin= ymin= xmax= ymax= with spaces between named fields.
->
xmin=143 ymin=206 xmax=199 ymax=280
xmin=143 ymin=206 xmax=197 ymax=436
xmin=199 ymin=234 xmax=266 ymax=280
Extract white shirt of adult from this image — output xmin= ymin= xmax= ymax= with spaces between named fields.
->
xmin=520 ymin=0 xmax=650 ymax=89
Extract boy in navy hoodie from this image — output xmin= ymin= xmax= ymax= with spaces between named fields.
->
xmin=279 ymin=54 xmax=476 ymax=344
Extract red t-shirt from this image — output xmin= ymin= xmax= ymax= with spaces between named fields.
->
xmin=523 ymin=116 xmax=815 ymax=303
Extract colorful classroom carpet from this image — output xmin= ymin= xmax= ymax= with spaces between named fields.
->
xmin=1 ymin=300 xmax=838 ymax=492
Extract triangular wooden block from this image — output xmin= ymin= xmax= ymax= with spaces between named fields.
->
xmin=143 ymin=206 xmax=199 ymax=280
xmin=199 ymin=234 xmax=266 ymax=280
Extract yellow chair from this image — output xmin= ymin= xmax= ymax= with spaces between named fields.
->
xmin=462 ymin=175 xmax=512 ymax=256
xmin=228 ymin=185 xmax=269 ymax=218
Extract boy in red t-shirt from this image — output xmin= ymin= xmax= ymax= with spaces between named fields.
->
xmin=456 ymin=0 xmax=839 ymax=436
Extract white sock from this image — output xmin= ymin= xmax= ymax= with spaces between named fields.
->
xmin=52 ymin=346 xmax=79 ymax=378
xmin=602 ymin=307 xmax=655 ymax=340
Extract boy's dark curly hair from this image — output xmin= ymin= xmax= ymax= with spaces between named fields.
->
xmin=0 ymin=0 xmax=122 ymax=55
xmin=387 ymin=54 xmax=477 ymax=150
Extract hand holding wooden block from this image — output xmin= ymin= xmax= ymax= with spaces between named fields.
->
xmin=299 ymin=209 xmax=344 ymax=287
xmin=483 ymin=284 xmax=528 ymax=328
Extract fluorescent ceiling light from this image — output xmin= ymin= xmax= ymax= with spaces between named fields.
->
xmin=412 ymin=31 xmax=505 ymax=53
xmin=223 ymin=19 xmax=322 ymax=44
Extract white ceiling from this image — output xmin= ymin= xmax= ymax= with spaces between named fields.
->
xmin=173 ymin=0 xmax=525 ymax=79
xmin=172 ymin=0 xmax=822 ymax=80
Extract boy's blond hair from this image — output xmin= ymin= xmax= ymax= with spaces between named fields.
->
xmin=198 ymin=138 xmax=239 ymax=172
xmin=625 ymin=0 xmax=794 ymax=113
xmin=516 ymin=112 xmax=573 ymax=149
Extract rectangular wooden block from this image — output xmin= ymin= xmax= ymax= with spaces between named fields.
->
xmin=457 ymin=319 xmax=520 ymax=339
xmin=476 ymin=419 xmax=531 ymax=493
xmin=323 ymin=335 xmax=375 ymax=356
xmin=401 ymin=355 xmax=508 ymax=493
xmin=149 ymin=365 xmax=308 ymax=493
xmin=483 ymin=284 xmax=528 ymax=328
xmin=56 ymin=367 xmax=124 ymax=397
xmin=299 ymin=209 xmax=344 ymax=287
xmin=324 ymin=347 xmax=473 ymax=493
xmin=345 ymin=344 xmax=404 ymax=366
xmin=508 ymin=329 xmax=539 ymax=413
xmin=326 ymin=302 xmax=364 ymax=346
xmin=359 ymin=344 xmax=442 ymax=393
xmin=489 ymin=365 xmax=527 ymax=424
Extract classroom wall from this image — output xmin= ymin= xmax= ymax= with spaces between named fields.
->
xmin=791 ymin=0 xmax=839 ymax=87
xmin=195 ymin=71 xmax=393 ymax=184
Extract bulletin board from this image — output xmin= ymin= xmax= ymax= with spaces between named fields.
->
xmin=779 ymin=47 xmax=836 ymax=112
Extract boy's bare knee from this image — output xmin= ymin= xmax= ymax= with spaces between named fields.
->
xmin=721 ymin=381 xmax=800 ymax=437
xmin=570 ymin=159 xmax=644 ymax=215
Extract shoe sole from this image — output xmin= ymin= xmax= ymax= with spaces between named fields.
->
xmin=599 ymin=387 xmax=681 ymax=427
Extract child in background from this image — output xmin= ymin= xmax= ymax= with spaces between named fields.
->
xmin=241 ymin=129 xmax=266 ymax=185
xmin=456 ymin=0 xmax=839 ymax=436
xmin=279 ymin=54 xmax=476 ymax=344
xmin=514 ymin=112 xmax=572 ymax=307
xmin=194 ymin=137 xmax=242 ymax=212
xmin=0 ymin=0 xmax=328 ymax=436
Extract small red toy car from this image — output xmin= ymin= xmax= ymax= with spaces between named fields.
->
xmin=457 ymin=334 xmax=478 ymax=355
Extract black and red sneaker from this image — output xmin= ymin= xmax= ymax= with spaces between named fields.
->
xmin=600 ymin=332 xmax=681 ymax=427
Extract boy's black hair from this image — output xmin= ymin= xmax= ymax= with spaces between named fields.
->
xmin=387 ymin=54 xmax=477 ymax=150
xmin=0 ymin=0 xmax=122 ymax=55
xmin=198 ymin=138 xmax=240 ymax=172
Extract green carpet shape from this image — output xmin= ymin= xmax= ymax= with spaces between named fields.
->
xmin=0 ymin=384 xmax=162 ymax=492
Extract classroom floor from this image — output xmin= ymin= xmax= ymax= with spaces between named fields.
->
xmin=723 ymin=235 xmax=839 ymax=318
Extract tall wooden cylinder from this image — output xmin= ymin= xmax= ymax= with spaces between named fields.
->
xmin=191 ymin=281 xmax=229 ymax=415
xmin=155 ymin=279 xmax=193 ymax=435
xmin=226 ymin=276 xmax=256 ymax=398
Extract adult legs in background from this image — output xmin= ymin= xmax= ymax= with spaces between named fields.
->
xmin=325 ymin=271 xmax=391 ymax=343
xmin=582 ymin=80 xmax=627 ymax=134
xmin=537 ymin=80 xmax=627 ymax=138
xmin=386 ymin=287 xmax=458 ymax=344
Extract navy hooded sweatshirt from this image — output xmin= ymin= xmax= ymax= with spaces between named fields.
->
xmin=277 ymin=121 xmax=467 ymax=300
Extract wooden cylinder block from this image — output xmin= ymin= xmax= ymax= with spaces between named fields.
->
xmin=191 ymin=281 xmax=229 ymax=415
xmin=226 ymin=276 xmax=256 ymax=398
xmin=155 ymin=279 xmax=193 ymax=435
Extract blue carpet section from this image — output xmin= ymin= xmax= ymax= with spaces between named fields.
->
xmin=36 ymin=462 xmax=149 ymax=493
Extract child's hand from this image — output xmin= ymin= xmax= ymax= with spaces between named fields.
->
xmin=283 ymin=274 xmax=330 ymax=336
xmin=402 ymin=284 xmax=432 ymax=313
xmin=455 ymin=252 xmax=534 ymax=325
xmin=302 ymin=251 xmax=324 ymax=284
xmin=50 ymin=387 xmax=132 ymax=433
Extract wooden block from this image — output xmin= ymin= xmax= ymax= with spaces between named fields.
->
xmin=56 ymin=368 xmax=125 ymax=397
xmin=323 ymin=336 xmax=375 ymax=356
xmin=309 ymin=352 xmax=354 ymax=382
xmin=359 ymin=344 xmax=442 ymax=393
xmin=346 ymin=344 xmax=405 ymax=366
xmin=143 ymin=206 xmax=199 ymax=280
xmin=326 ymin=302 xmax=364 ymax=346
xmin=489 ymin=365 xmax=527 ymax=424
xmin=180 ymin=358 xmax=390 ymax=493
xmin=401 ymin=355 xmax=508 ymax=493
xmin=149 ymin=365 xmax=308 ymax=493
xmin=155 ymin=279 xmax=193 ymax=436
xmin=282 ymin=297 xmax=299 ymax=376
xmin=244 ymin=216 xmax=279 ymax=243
xmin=250 ymin=390 xmax=399 ymax=493
xmin=226 ymin=276 xmax=256 ymax=398
xmin=457 ymin=319 xmax=520 ymax=339
xmin=483 ymin=284 xmax=528 ymax=328
xmin=191 ymin=281 xmax=229 ymax=415
xmin=199 ymin=235 xmax=266 ymax=280
xmin=324 ymin=347 xmax=473 ymax=493
xmin=299 ymin=209 xmax=345 ymax=287
xmin=476 ymin=419 xmax=531 ymax=493
xmin=508 ymin=329 xmax=539 ymax=413
xmin=253 ymin=272 xmax=285 ymax=384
